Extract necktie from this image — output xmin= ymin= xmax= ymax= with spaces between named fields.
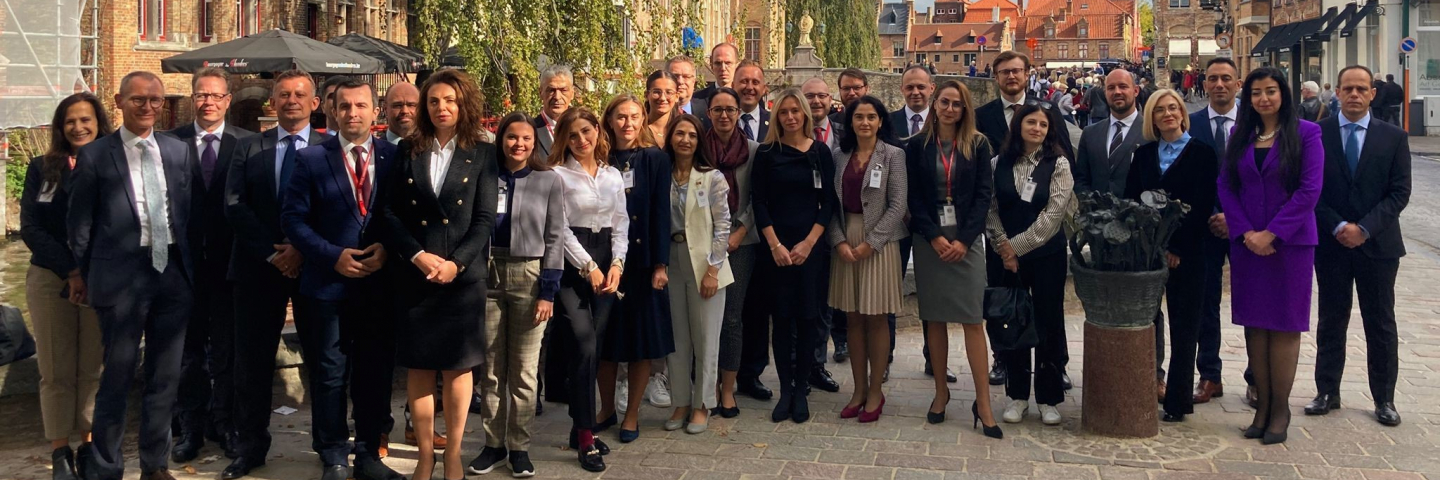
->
xmin=201 ymin=133 xmax=218 ymax=186
xmin=137 ymin=138 xmax=170 ymax=272
xmin=279 ymin=134 xmax=300 ymax=197
xmin=1109 ymin=121 xmax=1126 ymax=156
xmin=910 ymin=114 xmax=922 ymax=136
xmin=351 ymin=145 xmax=371 ymax=216
xmin=1007 ymin=104 xmax=1019 ymax=128
xmin=814 ymin=126 xmax=824 ymax=144
xmin=740 ymin=113 xmax=755 ymax=140
xmin=1213 ymin=117 xmax=1228 ymax=154
xmin=1344 ymin=123 xmax=1361 ymax=174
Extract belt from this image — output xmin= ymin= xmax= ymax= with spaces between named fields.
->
xmin=671 ymin=232 xmax=687 ymax=243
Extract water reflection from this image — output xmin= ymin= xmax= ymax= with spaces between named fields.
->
xmin=0 ymin=238 xmax=30 ymax=317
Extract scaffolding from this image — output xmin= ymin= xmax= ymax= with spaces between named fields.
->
xmin=0 ymin=0 xmax=99 ymax=129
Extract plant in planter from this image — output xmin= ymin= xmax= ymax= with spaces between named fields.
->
xmin=1067 ymin=190 xmax=1189 ymax=328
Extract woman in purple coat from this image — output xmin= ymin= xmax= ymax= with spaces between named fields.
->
xmin=1217 ymin=67 xmax=1324 ymax=445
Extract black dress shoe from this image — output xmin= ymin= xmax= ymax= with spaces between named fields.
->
xmin=1375 ymin=402 xmax=1402 ymax=426
xmin=223 ymin=432 xmax=241 ymax=459
xmin=74 ymin=442 xmax=91 ymax=480
xmin=710 ymin=405 xmax=740 ymax=418
xmin=833 ymin=343 xmax=849 ymax=363
xmin=1161 ymin=412 xmax=1186 ymax=422
xmin=1304 ymin=394 xmax=1341 ymax=415
xmin=354 ymin=456 xmax=404 ymax=480
xmin=922 ymin=365 xmax=960 ymax=383
xmin=988 ymin=362 xmax=1007 ymax=386
xmin=578 ymin=445 xmax=606 ymax=472
xmin=737 ymin=377 xmax=773 ymax=401
xmin=809 ymin=368 xmax=840 ymax=393
xmin=220 ymin=457 xmax=265 ymax=480
xmin=321 ymin=465 xmax=351 ymax=480
xmin=170 ymin=435 xmax=202 ymax=463
xmin=1061 ymin=371 xmax=1073 ymax=391
xmin=791 ymin=387 xmax=811 ymax=423
xmin=52 ymin=445 xmax=77 ymax=480
xmin=567 ymin=431 xmax=610 ymax=455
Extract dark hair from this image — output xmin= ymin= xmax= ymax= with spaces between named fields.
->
xmin=838 ymin=96 xmax=894 ymax=153
xmin=838 ymin=68 xmax=868 ymax=86
xmin=321 ymin=75 xmax=352 ymax=101
xmin=998 ymin=104 xmax=1067 ymax=163
xmin=330 ymin=77 xmax=376 ymax=110
xmin=412 ymin=69 xmax=488 ymax=154
xmin=991 ymin=50 xmax=1031 ymax=73
xmin=1338 ymin=65 xmax=1374 ymax=84
xmin=1385 ymin=74 xmax=1395 ymax=82
xmin=549 ymin=107 xmax=610 ymax=167
xmin=44 ymin=92 xmax=113 ymax=185
xmin=1224 ymin=67 xmax=1302 ymax=193
xmin=1203 ymin=57 xmax=1238 ymax=74
xmin=494 ymin=112 xmax=551 ymax=171
xmin=709 ymin=87 xmax=741 ymax=106
xmin=663 ymin=114 xmax=715 ymax=172
xmin=644 ymin=70 xmax=679 ymax=116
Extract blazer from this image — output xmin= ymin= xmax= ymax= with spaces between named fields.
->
xmin=904 ymin=134 xmax=994 ymax=243
xmin=720 ymin=139 xmax=762 ymax=245
xmin=1124 ymin=139 xmax=1219 ymax=259
xmin=1187 ymin=108 xmax=1222 ymax=158
xmin=280 ymin=135 xmax=397 ymax=301
xmin=488 ymin=167 xmax=566 ymax=269
xmin=610 ymin=147 xmax=673 ymax=269
xmin=170 ymin=123 xmax=253 ymax=271
xmin=675 ymin=168 xmax=735 ymax=291
xmin=379 ymin=140 xmax=500 ymax=297
xmin=1076 ymin=113 xmax=1150 ymax=196
xmin=889 ymin=108 xmax=929 ymax=140
xmin=20 ymin=157 xmax=78 ymax=278
xmin=740 ymin=106 xmax=770 ymax=142
xmin=225 ymin=126 xmax=329 ymax=281
xmin=532 ymin=114 xmax=555 ymax=160
xmin=68 ymin=131 xmax=197 ymax=307
xmin=828 ymin=141 xmax=909 ymax=249
xmin=975 ymin=97 xmax=1076 ymax=163
xmin=1216 ymin=120 xmax=1323 ymax=248
xmin=1314 ymin=115 xmax=1411 ymax=259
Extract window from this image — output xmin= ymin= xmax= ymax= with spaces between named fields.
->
xmin=1059 ymin=43 xmax=1068 ymax=58
xmin=1081 ymin=3 xmax=1088 ymax=8
xmin=1034 ymin=44 xmax=1043 ymax=59
xmin=934 ymin=54 xmax=941 ymax=62
xmin=1099 ymin=43 xmax=1110 ymax=58
xmin=337 ymin=0 xmax=354 ymax=36
xmin=744 ymin=27 xmax=761 ymax=62
xmin=306 ymin=3 xmax=320 ymax=38
xmin=1079 ymin=42 xmax=1088 ymax=57
xmin=1046 ymin=25 xmax=1055 ymax=37
xmin=950 ymin=8 xmax=958 ymax=13
xmin=139 ymin=0 xmax=168 ymax=41
xmin=200 ymin=0 xmax=213 ymax=42
xmin=893 ymin=42 xmax=904 ymax=58
xmin=238 ymin=0 xmax=261 ymax=36
xmin=915 ymin=53 xmax=926 ymax=62
xmin=953 ymin=54 xmax=961 ymax=62
xmin=964 ymin=53 xmax=978 ymax=65
xmin=1079 ymin=22 xmax=1088 ymax=38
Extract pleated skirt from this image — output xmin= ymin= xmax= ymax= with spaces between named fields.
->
xmin=828 ymin=214 xmax=904 ymax=315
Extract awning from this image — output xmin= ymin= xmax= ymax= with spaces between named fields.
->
xmin=1168 ymin=39 xmax=1221 ymax=57
xmin=1251 ymin=23 xmax=1291 ymax=57
xmin=1302 ymin=7 xmax=1340 ymax=42
xmin=1341 ymin=1 xmax=1378 ymax=38
xmin=1276 ymin=16 xmax=1326 ymax=53
xmin=1042 ymin=61 xmax=1100 ymax=68
xmin=1316 ymin=3 xmax=1355 ymax=39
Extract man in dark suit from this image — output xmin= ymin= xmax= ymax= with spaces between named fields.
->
xmin=891 ymin=65 xmax=934 ymax=139
xmin=382 ymin=82 xmax=419 ymax=145
xmin=828 ymin=67 xmax=869 ymax=131
xmin=220 ymin=70 xmax=327 ymax=480
xmin=667 ymin=55 xmax=703 ymax=116
xmin=280 ymin=78 xmax=402 ymax=480
xmin=533 ymin=64 xmax=575 ymax=159
xmin=168 ymin=67 xmax=253 ymax=464
xmin=1075 ymin=68 xmax=1148 ymax=197
xmin=733 ymin=60 xmax=770 ymax=142
xmin=1186 ymin=57 xmax=1248 ymax=405
xmin=691 ymin=42 xmax=740 ymax=111
xmin=734 ymin=58 xmax=773 ymax=401
xmin=70 ymin=71 xmax=197 ymax=480
xmin=974 ymin=50 xmax=1075 ymax=389
xmin=1308 ymin=65 xmax=1411 ymax=427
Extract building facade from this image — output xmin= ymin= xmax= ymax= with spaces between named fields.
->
xmin=1233 ymin=0 xmax=1273 ymax=76
xmin=1020 ymin=0 xmax=1139 ymax=67
xmin=910 ymin=22 xmax=1014 ymax=74
xmin=1157 ymin=0 xmax=1222 ymax=71
xmin=879 ymin=0 xmax=915 ymax=72
xmin=733 ymin=0 xmax=787 ymax=69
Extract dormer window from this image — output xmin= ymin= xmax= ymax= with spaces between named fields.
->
xmin=1078 ymin=19 xmax=1088 ymax=38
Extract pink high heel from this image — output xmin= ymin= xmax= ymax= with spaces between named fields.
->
xmin=858 ymin=395 xmax=886 ymax=423
xmin=840 ymin=402 xmax=865 ymax=419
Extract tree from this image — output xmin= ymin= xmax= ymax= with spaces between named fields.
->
xmin=1139 ymin=1 xmax=1155 ymax=52
xmin=785 ymin=0 xmax=881 ymax=69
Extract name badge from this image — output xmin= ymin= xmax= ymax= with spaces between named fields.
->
xmin=940 ymin=204 xmax=957 ymax=227
xmin=497 ymin=180 xmax=509 ymax=214
xmin=37 ymin=182 xmax=56 ymax=203
xmin=1020 ymin=178 xmax=1039 ymax=203
xmin=868 ymin=167 xmax=883 ymax=188
xmin=812 ymin=170 xmax=822 ymax=189
xmin=623 ymin=170 xmax=636 ymax=189
xmin=696 ymin=185 xmax=710 ymax=208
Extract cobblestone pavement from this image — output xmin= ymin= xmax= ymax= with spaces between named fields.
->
xmin=3 ymin=133 xmax=1440 ymax=480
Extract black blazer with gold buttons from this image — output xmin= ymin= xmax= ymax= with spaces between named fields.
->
xmin=379 ymin=139 xmax=500 ymax=290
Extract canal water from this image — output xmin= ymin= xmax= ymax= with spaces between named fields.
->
xmin=0 ymin=237 xmax=31 ymax=321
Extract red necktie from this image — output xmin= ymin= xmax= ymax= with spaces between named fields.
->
xmin=349 ymin=145 xmax=371 ymax=216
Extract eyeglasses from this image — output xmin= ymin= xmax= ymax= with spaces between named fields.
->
xmin=192 ymin=93 xmax=230 ymax=103
xmin=709 ymin=107 xmax=740 ymax=116
xmin=803 ymin=93 xmax=831 ymax=100
xmin=997 ymin=68 xmax=1027 ymax=78
xmin=127 ymin=96 xmax=166 ymax=109
xmin=839 ymin=86 xmax=866 ymax=93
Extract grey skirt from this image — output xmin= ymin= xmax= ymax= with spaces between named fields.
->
xmin=912 ymin=232 xmax=986 ymax=324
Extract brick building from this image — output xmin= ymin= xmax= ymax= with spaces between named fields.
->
xmin=1156 ymin=0 xmax=1222 ymax=71
xmin=909 ymin=22 xmax=1014 ymax=75
xmin=733 ymin=0 xmax=786 ymax=69
xmin=1019 ymin=0 xmax=1139 ymax=67
xmin=962 ymin=0 xmax=1022 ymax=23
xmin=878 ymin=1 xmax=914 ymax=73
xmin=1233 ymin=0 xmax=1272 ymax=75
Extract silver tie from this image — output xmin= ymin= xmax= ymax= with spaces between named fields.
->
xmin=138 ymin=138 xmax=170 ymax=272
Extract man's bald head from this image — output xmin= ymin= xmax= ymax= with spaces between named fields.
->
xmin=384 ymin=82 xmax=421 ymax=138
xmin=1104 ymin=69 xmax=1138 ymax=118
xmin=800 ymin=77 xmax=833 ymax=122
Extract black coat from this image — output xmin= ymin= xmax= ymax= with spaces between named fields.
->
xmin=975 ymin=97 xmax=1076 ymax=163
xmin=1124 ymin=140 xmax=1218 ymax=260
xmin=170 ymin=123 xmax=253 ymax=273
xmin=1314 ymin=116 xmax=1411 ymax=259
xmin=224 ymin=127 xmax=330 ymax=282
xmin=19 ymin=157 xmax=77 ymax=279
xmin=609 ymin=147 xmax=673 ymax=270
xmin=904 ymin=134 xmax=993 ymax=243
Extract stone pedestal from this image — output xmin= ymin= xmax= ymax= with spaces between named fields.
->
xmin=785 ymin=45 xmax=824 ymax=85
xmin=1081 ymin=322 xmax=1159 ymax=438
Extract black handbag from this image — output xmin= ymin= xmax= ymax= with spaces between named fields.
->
xmin=0 ymin=305 xmax=36 ymax=367
xmin=983 ymin=270 xmax=1038 ymax=352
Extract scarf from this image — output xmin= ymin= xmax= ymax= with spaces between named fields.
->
xmin=706 ymin=127 xmax=749 ymax=212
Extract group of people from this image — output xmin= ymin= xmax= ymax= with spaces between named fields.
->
xmin=20 ymin=39 xmax=1410 ymax=480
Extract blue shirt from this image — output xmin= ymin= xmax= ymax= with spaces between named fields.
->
xmin=274 ymin=125 xmax=313 ymax=189
xmin=1334 ymin=113 xmax=1372 ymax=238
xmin=1158 ymin=131 xmax=1190 ymax=175
xmin=493 ymin=166 xmax=563 ymax=301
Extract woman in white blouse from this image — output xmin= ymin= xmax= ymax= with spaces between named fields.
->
xmin=660 ymin=114 xmax=733 ymax=434
xmin=544 ymin=107 xmax=628 ymax=473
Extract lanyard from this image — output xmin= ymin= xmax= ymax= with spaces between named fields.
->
xmin=937 ymin=137 xmax=955 ymax=204
xmin=542 ymin=113 xmax=556 ymax=139
xmin=344 ymin=147 xmax=371 ymax=216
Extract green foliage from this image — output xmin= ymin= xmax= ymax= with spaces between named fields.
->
xmin=5 ymin=129 xmax=48 ymax=201
xmin=1139 ymin=2 xmax=1155 ymax=54
xmin=785 ymin=0 xmax=881 ymax=70
xmin=1068 ymin=190 xmax=1190 ymax=272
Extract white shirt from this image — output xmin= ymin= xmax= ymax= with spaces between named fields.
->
xmin=1002 ymin=93 xmax=1028 ymax=126
xmin=555 ymin=156 xmax=630 ymax=269
xmin=739 ymin=105 xmax=762 ymax=140
xmin=120 ymin=127 xmax=171 ymax=247
xmin=385 ymin=129 xmax=403 ymax=146
xmin=1207 ymin=104 xmax=1238 ymax=143
xmin=1107 ymin=109 xmax=1140 ymax=154
xmin=902 ymin=106 xmax=930 ymax=137
xmin=427 ymin=137 xmax=455 ymax=196
xmin=192 ymin=121 xmax=225 ymax=158
xmin=340 ymin=136 xmax=377 ymax=202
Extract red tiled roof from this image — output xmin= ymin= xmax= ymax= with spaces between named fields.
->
xmin=1018 ymin=0 xmax=1132 ymax=39
xmin=909 ymin=23 xmax=1008 ymax=52
xmin=962 ymin=0 xmax=1022 ymax=23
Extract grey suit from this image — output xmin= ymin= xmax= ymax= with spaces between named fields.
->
xmin=498 ymin=168 xmax=567 ymax=270
xmin=532 ymin=115 xmax=556 ymax=160
xmin=1075 ymin=113 xmax=1150 ymax=196
xmin=730 ymin=140 xmax=761 ymax=245
xmin=827 ymin=142 xmax=909 ymax=249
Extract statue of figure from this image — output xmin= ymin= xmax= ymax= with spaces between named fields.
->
xmin=798 ymin=13 xmax=815 ymax=46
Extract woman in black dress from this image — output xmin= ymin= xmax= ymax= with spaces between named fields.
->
xmin=594 ymin=94 xmax=673 ymax=442
xmin=750 ymin=88 xmax=836 ymax=423
xmin=378 ymin=69 xmax=499 ymax=480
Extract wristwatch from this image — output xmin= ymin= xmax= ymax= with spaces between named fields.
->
xmin=581 ymin=260 xmax=599 ymax=276
xmin=610 ymin=258 xmax=626 ymax=275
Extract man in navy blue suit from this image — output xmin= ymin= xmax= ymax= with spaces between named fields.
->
xmin=280 ymin=78 xmax=402 ymax=480
xmin=70 ymin=71 xmax=197 ymax=480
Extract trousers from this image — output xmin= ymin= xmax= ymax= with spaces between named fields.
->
xmin=1314 ymin=246 xmax=1400 ymax=403
xmin=480 ymin=254 xmax=546 ymax=451
xmin=27 ymin=266 xmax=102 ymax=441
xmin=666 ymin=241 xmax=727 ymax=410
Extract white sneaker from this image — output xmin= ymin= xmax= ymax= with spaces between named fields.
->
xmin=616 ymin=378 xmax=630 ymax=412
xmin=1002 ymin=399 xmax=1029 ymax=423
xmin=1040 ymin=405 xmax=1062 ymax=425
xmin=647 ymin=372 xmax=672 ymax=407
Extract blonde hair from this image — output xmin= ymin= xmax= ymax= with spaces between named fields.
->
xmin=1142 ymin=89 xmax=1190 ymax=142
xmin=602 ymin=94 xmax=658 ymax=149
xmin=760 ymin=88 xmax=814 ymax=146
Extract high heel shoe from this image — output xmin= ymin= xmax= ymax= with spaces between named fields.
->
xmin=858 ymin=395 xmax=885 ymax=423
xmin=1242 ymin=426 xmax=1265 ymax=439
xmin=841 ymin=401 xmax=865 ymax=419
xmin=927 ymin=392 xmax=950 ymax=424
xmin=1261 ymin=429 xmax=1288 ymax=445
xmin=972 ymin=402 xmax=1004 ymax=439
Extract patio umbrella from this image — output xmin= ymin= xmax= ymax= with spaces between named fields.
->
xmin=161 ymin=29 xmax=383 ymax=74
xmin=327 ymin=33 xmax=426 ymax=73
